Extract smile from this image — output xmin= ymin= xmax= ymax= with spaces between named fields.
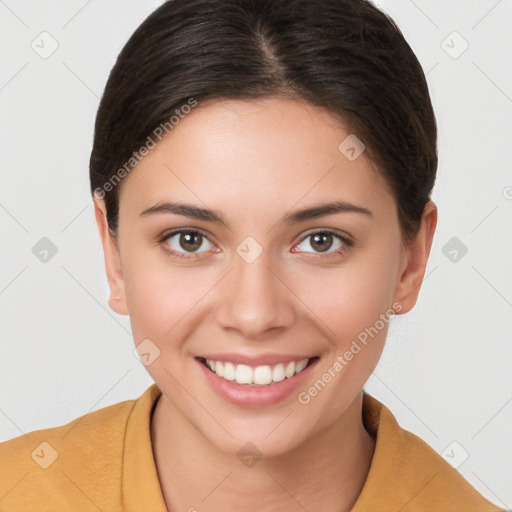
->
xmin=199 ymin=357 xmax=316 ymax=386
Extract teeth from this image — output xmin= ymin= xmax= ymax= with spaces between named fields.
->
xmin=253 ymin=365 xmax=272 ymax=385
xmin=284 ymin=362 xmax=295 ymax=378
xmin=235 ymin=364 xmax=253 ymax=384
xmin=272 ymin=363 xmax=285 ymax=382
xmin=223 ymin=362 xmax=236 ymax=381
xmin=295 ymin=359 xmax=308 ymax=373
xmin=215 ymin=361 xmax=224 ymax=377
xmin=204 ymin=358 xmax=310 ymax=386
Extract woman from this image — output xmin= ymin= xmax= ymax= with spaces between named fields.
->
xmin=0 ymin=0 xmax=505 ymax=510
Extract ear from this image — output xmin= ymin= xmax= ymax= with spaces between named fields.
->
xmin=93 ymin=194 xmax=128 ymax=315
xmin=392 ymin=201 xmax=438 ymax=314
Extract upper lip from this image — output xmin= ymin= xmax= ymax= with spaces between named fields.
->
xmin=197 ymin=353 xmax=317 ymax=366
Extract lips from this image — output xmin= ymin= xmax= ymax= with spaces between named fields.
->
xmin=199 ymin=357 xmax=315 ymax=386
xmin=196 ymin=355 xmax=320 ymax=407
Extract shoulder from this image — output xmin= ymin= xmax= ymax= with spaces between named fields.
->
xmin=0 ymin=391 xmax=140 ymax=511
xmin=354 ymin=393 xmax=505 ymax=512
xmin=395 ymin=426 xmax=503 ymax=511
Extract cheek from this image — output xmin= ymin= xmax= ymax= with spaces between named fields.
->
xmin=123 ymin=229 xmax=402 ymax=354
xmin=294 ymin=245 xmax=401 ymax=344
xmin=123 ymin=253 xmax=214 ymax=345
xmin=293 ymin=265 xmax=397 ymax=424
xmin=124 ymin=262 xmax=219 ymax=388
xmin=291 ymin=242 xmax=401 ymax=409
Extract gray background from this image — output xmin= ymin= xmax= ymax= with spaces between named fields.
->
xmin=1 ymin=0 xmax=511 ymax=508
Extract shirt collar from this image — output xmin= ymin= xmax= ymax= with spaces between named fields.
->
xmin=350 ymin=391 xmax=404 ymax=510
xmin=120 ymin=384 xmax=422 ymax=511
xmin=122 ymin=383 xmax=167 ymax=511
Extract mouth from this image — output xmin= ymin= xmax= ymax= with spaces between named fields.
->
xmin=197 ymin=356 xmax=319 ymax=387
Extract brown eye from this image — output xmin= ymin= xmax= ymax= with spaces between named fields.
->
xmin=309 ymin=233 xmax=334 ymax=253
xmin=162 ymin=229 xmax=215 ymax=257
xmin=294 ymin=230 xmax=352 ymax=257
xmin=178 ymin=231 xmax=203 ymax=252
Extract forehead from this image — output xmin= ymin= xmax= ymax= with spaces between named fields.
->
xmin=118 ymin=97 xmax=395 ymax=221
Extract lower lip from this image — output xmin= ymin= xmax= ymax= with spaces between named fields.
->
xmin=197 ymin=358 xmax=319 ymax=407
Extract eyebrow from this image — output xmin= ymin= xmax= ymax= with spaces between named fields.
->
xmin=139 ymin=200 xmax=373 ymax=227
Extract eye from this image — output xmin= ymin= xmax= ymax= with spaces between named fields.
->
xmin=158 ymin=228 xmax=353 ymax=261
xmin=293 ymin=230 xmax=353 ymax=258
xmin=159 ymin=229 xmax=216 ymax=259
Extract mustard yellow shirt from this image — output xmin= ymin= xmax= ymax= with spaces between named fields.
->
xmin=0 ymin=383 xmax=504 ymax=511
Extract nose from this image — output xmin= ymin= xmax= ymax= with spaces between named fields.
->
xmin=215 ymin=249 xmax=296 ymax=339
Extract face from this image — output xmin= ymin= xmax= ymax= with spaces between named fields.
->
xmin=94 ymin=97 xmax=436 ymax=458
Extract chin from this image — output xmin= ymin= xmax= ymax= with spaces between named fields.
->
xmin=200 ymin=415 xmax=314 ymax=461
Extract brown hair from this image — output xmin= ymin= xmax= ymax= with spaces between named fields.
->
xmin=89 ymin=0 xmax=437 ymax=243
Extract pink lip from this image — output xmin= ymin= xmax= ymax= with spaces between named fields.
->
xmin=197 ymin=353 xmax=315 ymax=366
xmin=196 ymin=357 xmax=319 ymax=407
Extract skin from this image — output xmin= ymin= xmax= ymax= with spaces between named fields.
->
xmin=93 ymin=97 xmax=437 ymax=512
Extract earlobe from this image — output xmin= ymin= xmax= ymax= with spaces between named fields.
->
xmin=392 ymin=201 xmax=438 ymax=314
xmin=92 ymin=195 xmax=129 ymax=315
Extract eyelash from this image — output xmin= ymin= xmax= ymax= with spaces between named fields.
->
xmin=157 ymin=228 xmax=354 ymax=261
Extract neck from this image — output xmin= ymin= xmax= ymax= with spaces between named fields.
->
xmin=151 ymin=391 xmax=375 ymax=512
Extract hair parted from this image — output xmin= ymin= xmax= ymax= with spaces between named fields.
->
xmin=90 ymin=0 xmax=437 ymax=243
